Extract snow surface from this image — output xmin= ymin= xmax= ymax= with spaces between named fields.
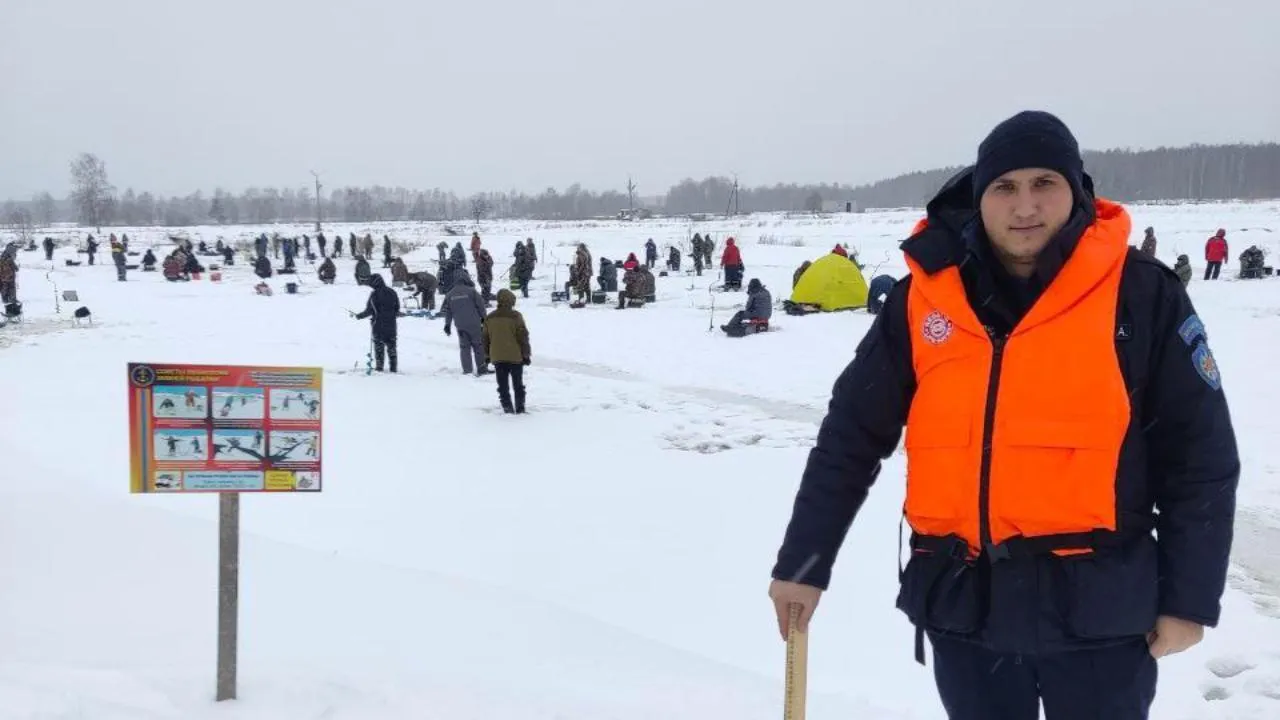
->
xmin=2 ymin=204 xmax=1279 ymax=719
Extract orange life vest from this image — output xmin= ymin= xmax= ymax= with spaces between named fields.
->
xmin=903 ymin=199 xmax=1133 ymax=556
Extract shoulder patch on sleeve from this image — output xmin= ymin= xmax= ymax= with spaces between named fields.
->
xmin=1178 ymin=314 xmax=1206 ymax=347
xmin=1192 ymin=342 xmax=1222 ymax=391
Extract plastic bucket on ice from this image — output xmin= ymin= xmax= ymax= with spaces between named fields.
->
xmin=191 ymin=272 xmax=202 ymax=281
xmin=285 ymin=283 xmax=298 ymax=295
xmin=210 ymin=272 xmax=222 ymax=283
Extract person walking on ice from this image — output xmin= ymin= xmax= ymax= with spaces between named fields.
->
xmin=482 ymin=289 xmax=532 ymax=414
xmin=768 ymin=111 xmax=1239 ymax=720
xmin=441 ymin=268 xmax=489 ymax=376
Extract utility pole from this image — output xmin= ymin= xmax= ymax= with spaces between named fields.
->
xmin=626 ymin=175 xmax=637 ymax=214
xmin=726 ymin=174 xmax=740 ymax=217
xmin=310 ymin=171 xmax=323 ymax=233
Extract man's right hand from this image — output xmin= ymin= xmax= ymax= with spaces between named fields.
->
xmin=769 ymin=579 xmax=823 ymax=640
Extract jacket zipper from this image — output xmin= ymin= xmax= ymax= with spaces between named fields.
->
xmin=978 ymin=331 xmax=1008 ymax=553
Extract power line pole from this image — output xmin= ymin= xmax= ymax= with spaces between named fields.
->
xmin=627 ymin=175 xmax=637 ymax=214
xmin=310 ymin=171 xmax=323 ymax=233
xmin=726 ymin=174 xmax=740 ymax=217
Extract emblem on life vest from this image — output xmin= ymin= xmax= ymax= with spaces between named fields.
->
xmin=922 ymin=310 xmax=953 ymax=345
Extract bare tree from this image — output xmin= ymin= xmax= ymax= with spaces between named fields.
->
xmin=32 ymin=192 xmax=57 ymax=226
xmin=69 ymin=152 xmax=116 ymax=231
xmin=804 ymin=191 xmax=824 ymax=214
xmin=470 ymin=195 xmax=489 ymax=225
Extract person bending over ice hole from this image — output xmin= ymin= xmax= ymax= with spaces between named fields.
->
xmin=617 ymin=263 xmax=655 ymax=308
xmin=406 ymin=270 xmax=438 ymax=311
xmin=353 ymin=274 xmax=401 ymax=373
xmin=721 ymin=278 xmax=771 ymax=336
xmin=666 ymin=245 xmax=681 ymax=272
xmin=482 ymin=289 xmax=532 ymax=414
xmin=318 ymin=257 xmax=336 ymax=284
xmin=597 ymin=257 xmax=618 ymax=292
xmin=768 ymin=111 xmax=1240 ymax=720
xmin=441 ymin=268 xmax=489 ymax=376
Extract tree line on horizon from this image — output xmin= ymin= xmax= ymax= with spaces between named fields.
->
xmin=5 ymin=143 xmax=1279 ymax=232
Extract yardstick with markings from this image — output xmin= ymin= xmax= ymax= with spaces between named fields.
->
xmin=784 ymin=603 xmax=808 ymax=720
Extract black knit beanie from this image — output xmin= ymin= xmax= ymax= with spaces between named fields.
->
xmin=972 ymin=111 xmax=1085 ymax=205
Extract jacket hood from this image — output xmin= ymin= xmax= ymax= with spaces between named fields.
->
xmin=454 ymin=268 xmax=474 ymax=287
xmin=496 ymin=288 xmax=516 ymax=309
xmin=748 ymin=278 xmax=764 ymax=293
xmin=726 ymin=238 xmax=736 ymax=246
xmin=368 ymin=274 xmax=386 ymax=289
xmin=627 ymin=252 xmax=638 ymax=262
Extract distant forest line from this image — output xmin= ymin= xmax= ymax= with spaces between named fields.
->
xmin=5 ymin=143 xmax=1279 ymax=231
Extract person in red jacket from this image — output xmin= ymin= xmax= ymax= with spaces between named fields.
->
xmin=720 ymin=238 xmax=744 ymax=290
xmin=622 ymin=252 xmax=639 ymax=271
xmin=1205 ymin=229 xmax=1228 ymax=280
xmin=832 ymin=244 xmax=848 ymax=257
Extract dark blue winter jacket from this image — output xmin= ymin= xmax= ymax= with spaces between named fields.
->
xmin=772 ymin=169 xmax=1240 ymax=655
xmin=745 ymin=281 xmax=772 ymax=320
xmin=866 ymin=275 xmax=896 ymax=315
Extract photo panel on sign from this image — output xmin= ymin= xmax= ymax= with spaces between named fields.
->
xmin=268 ymin=430 xmax=320 ymax=461
xmin=152 ymin=386 xmax=209 ymax=420
xmin=211 ymin=428 xmax=268 ymax=462
xmin=212 ymin=386 xmax=266 ymax=420
xmin=153 ymin=428 xmax=210 ymax=461
xmin=269 ymin=388 xmax=321 ymax=420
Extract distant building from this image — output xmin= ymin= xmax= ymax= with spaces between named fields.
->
xmin=821 ymin=199 xmax=859 ymax=214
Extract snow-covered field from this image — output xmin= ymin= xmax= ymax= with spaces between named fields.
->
xmin=1 ymin=203 xmax=1279 ymax=719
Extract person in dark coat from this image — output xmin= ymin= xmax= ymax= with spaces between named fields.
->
xmin=450 ymin=242 xmax=467 ymax=268
xmin=317 ymin=232 xmax=327 ymax=258
xmin=617 ymin=264 xmax=655 ymax=309
xmin=524 ymin=237 xmax=537 ymax=269
xmin=383 ymin=235 xmax=393 ymax=267
xmin=437 ymin=242 xmax=449 ymax=264
xmin=1172 ymin=254 xmax=1192 ymax=286
xmin=334 ymin=235 xmax=345 ymax=258
xmin=254 ymin=234 xmax=268 ymax=260
xmin=703 ymin=234 xmax=715 ymax=268
xmin=768 ymin=112 xmax=1240 ymax=720
xmin=0 ymin=243 xmax=18 ymax=304
xmin=221 ymin=245 xmax=235 ymax=266
xmin=645 ymin=238 xmax=658 ymax=269
xmin=482 ymin=288 xmax=532 ymax=414
xmin=406 ymin=270 xmax=438 ymax=311
xmin=318 ymin=257 xmax=336 ymax=284
xmin=475 ymin=247 xmax=495 ymax=301
xmin=1140 ymin=226 xmax=1158 ymax=257
xmin=282 ymin=237 xmax=296 ymax=270
xmin=42 ymin=237 xmax=55 ymax=261
xmin=666 ymin=245 xmax=680 ymax=272
xmin=85 ymin=235 xmax=98 ymax=265
xmin=512 ymin=245 xmax=534 ymax=298
xmin=254 ymin=255 xmax=272 ymax=280
xmin=441 ymin=268 xmax=489 ymax=375
xmin=354 ymin=256 xmax=372 ymax=286
xmin=142 ymin=249 xmax=158 ymax=271
xmin=866 ymin=274 xmax=896 ymax=315
xmin=721 ymin=278 xmax=771 ymax=336
xmin=597 ymin=257 xmax=618 ymax=292
xmin=691 ymin=234 xmax=704 ymax=276
xmin=353 ymin=274 xmax=400 ymax=372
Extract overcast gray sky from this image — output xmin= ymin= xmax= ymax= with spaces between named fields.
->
xmin=2 ymin=0 xmax=1277 ymax=200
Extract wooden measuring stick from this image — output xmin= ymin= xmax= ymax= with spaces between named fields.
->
xmin=784 ymin=602 xmax=809 ymax=720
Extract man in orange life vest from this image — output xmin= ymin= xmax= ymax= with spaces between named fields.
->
xmin=769 ymin=111 xmax=1240 ymax=719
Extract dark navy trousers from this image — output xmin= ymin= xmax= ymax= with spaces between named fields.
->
xmin=930 ymin=633 xmax=1158 ymax=720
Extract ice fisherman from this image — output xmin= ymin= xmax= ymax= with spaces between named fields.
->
xmin=406 ymin=270 xmax=438 ymax=311
xmin=42 ymin=237 xmax=55 ymax=261
xmin=645 ymin=238 xmax=658 ymax=269
xmin=441 ymin=267 xmax=489 ymax=376
xmin=1204 ymin=229 xmax=1228 ymax=280
xmin=720 ymin=238 xmax=744 ymax=290
xmin=0 ymin=243 xmax=18 ymax=305
xmin=768 ymin=111 xmax=1240 ymax=720
xmin=482 ymin=288 xmax=532 ymax=414
xmin=353 ymin=273 xmax=401 ymax=373
xmin=617 ymin=263 xmax=655 ymax=309
xmin=720 ymin=278 xmax=771 ymax=336
xmin=1140 ymin=226 xmax=1158 ymax=257
xmin=1173 ymin=254 xmax=1193 ymax=286
xmin=318 ymin=257 xmax=336 ymax=284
